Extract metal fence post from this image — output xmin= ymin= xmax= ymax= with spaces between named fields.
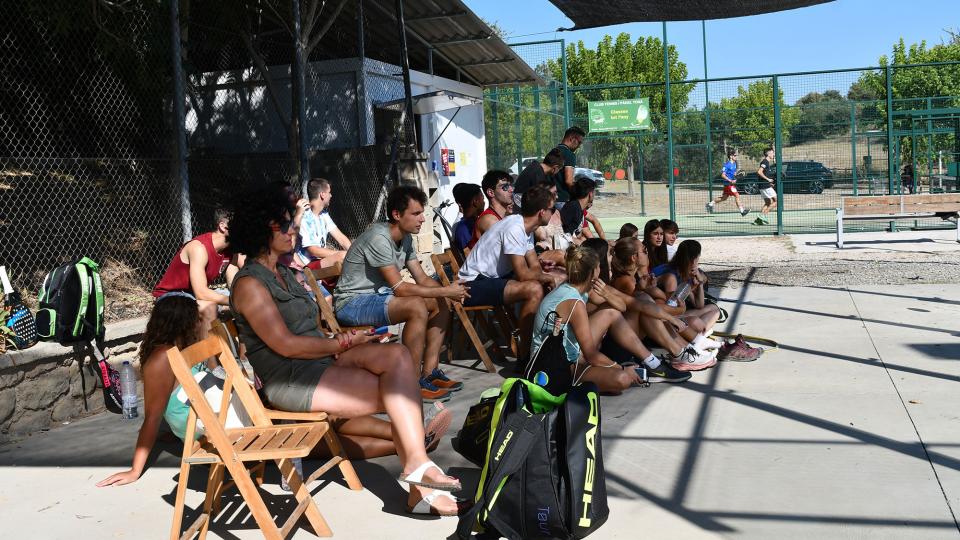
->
xmin=702 ymin=20 xmax=714 ymax=203
xmin=533 ymin=85 xmax=542 ymax=157
xmin=561 ymin=39 xmax=571 ymax=128
xmin=663 ymin=22 xmax=675 ymax=222
xmin=773 ymin=75 xmax=784 ymax=235
xmin=885 ymin=65 xmax=895 ymax=195
xmin=513 ymin=85 xmax=523 ymax=168
xmin=851 ymin=101 xmax=858 ymax=196
xmin=293 ymin=0 xmax=310 ymax=192
xmin=170 ymin=0 xmax=192 ymax=242
xmin=491 ymin=95 xmax=500 ymax=168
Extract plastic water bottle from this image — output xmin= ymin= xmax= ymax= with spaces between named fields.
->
xmin=279 ymin=458 xmax=304 ymax=492
xmin=120 ymin=361 xmax=139 ymax=419
xmin=666 ymin=281 xmax=693 ymax=308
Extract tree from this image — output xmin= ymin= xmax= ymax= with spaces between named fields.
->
xmin=790 ymin=90 xmax=850 ymax=143
xmin=711 ymin=79 xmax=801 ymax=159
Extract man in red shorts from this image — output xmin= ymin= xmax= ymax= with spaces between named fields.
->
xmin=706 ymin=149 xmax=750 ymax=217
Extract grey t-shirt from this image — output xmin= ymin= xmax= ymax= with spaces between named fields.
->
xmin=333 ymin=222 xmax=417 ymax=310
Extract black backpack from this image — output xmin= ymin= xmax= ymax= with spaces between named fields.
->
xmin=457 ymin=379 xmax=609 ymax=540
xmin=35 ymin=257 xmax=105 ymax=345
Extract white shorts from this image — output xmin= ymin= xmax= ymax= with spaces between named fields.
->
xmin=760 ymin=187 xmax=777 ymax=201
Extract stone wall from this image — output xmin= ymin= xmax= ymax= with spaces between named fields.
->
xmin=0 ymin=318 xmax=145 ymax=441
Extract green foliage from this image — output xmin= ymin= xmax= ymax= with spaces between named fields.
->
xmin=711 ymin=80 xmax=800 ymax=159
xmin=790 ymin=90 xmax=850 ymax=144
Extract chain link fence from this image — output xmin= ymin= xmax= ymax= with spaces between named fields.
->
xmin=489 ymin=53 xmax=960 ymax=237
xmin=0 ymin=1 xmax=180 ymax=319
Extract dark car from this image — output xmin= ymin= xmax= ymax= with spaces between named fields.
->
xmin=729 ymin=160 xmax=834 ymax=194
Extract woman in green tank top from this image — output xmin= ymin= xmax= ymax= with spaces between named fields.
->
xmin=228 ymin=184 xmax=464 ymax=516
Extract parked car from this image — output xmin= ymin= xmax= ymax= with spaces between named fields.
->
xmin=508 ymin=158 xmax=605 ymax=189
xmin=728 ymin=160 xmax=834 ymax=194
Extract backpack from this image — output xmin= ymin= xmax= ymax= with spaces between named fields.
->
xmin=35 ymin=257 xmax=105 ymax=345
xmin=523 ymin=311 xmax=574 ymax=395
xmin=456 ymin=379 xmax=609 ymax=540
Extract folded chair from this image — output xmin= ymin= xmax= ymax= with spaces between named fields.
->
xmin=431 ymin=250 xmax=517 ymax=373
xmin=167 ymin=334 xmax=357 ymax=540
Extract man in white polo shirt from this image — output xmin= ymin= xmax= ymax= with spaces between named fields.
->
xmin=459 ymin=185 xmax=563 ymax=361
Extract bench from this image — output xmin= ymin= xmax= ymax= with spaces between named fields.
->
xmin=836 ymin=194 xmax=960 ymax=248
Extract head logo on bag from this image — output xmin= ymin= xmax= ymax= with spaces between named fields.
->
xmin=579 ymin=391 xmax=599 ymax=528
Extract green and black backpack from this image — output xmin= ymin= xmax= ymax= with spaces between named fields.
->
xmin=35 ymin=257 xmax=105 ymax=345
xmin=457 ymin=378 xmax=609 ymax=540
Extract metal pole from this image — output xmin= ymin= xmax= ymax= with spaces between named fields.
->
xmin=395 ymin=0 xmax=418 ymax=149
xmin=170 ymin=0 xmax=192 ymax=242
xmin=292 ymin=0 xmax=310 ymax=191
xmin=703 ymin=20 xmax=714 ymax=203
xmin=926 ymin=97 xmax=933 ymax=192
xmin=772 ymin=76 xmax=784 ymax=235
xmin=885 ymin=65 xmax=895 ymax=195
xmin=561 ymin=39 xmax=571 ymax=128
xmin=851 ymin=101 xmax=858 ymax=196
xmin=492 ymin=98 xmax=500 ymax=167
xmin=514 ymin=85 xmax=523 ymax=169
xmin=639 ymin=134 xmax=646 ymax=215
xmin=663 ymin=22 xmax=675 ymax=222
xmin=533 ymin=86 xmax=542 ymax=157
xmin=356 ymin=0 xmax=365 ymax=58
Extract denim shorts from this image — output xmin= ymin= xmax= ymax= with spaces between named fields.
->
xmin=336 ymin=290 xmax=393 ymax=327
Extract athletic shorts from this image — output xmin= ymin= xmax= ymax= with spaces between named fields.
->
xmin=722 ymin=185 xmax=739 ymax=197
xmin=760 ymin=187 xmax=777 ymax=201
xmin=463 ymin=274 xmax=511 ymax=307
xmin=336 ymin=290 xmax=393 ymax=327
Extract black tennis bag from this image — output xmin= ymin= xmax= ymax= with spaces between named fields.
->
xmin=457 ymin=378 xmax=609 ymax=540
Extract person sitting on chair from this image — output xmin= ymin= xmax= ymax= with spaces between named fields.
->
xmin=451 ymin=182 xmax=484 ymax=257
xmin=293 ymin=178 xmax=352 ymax=270
xmin=333 ymin=185 xmax=468 ymax=402
xmin=473 ymin=169 xmax=514 ymax=240
xmin=226 ymin=184 xmax=465 ymax=516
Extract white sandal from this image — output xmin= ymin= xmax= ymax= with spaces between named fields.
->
xmin=406 ymin=489 xmax=464 ymax=516
xmin=398 ymin=460 xmax=461 ymax=492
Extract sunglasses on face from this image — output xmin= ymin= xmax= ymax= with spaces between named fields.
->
xmin=270 ymin=221 xmax=297 ymax=234
xmin=497 ymin=183 xmax=514 ymax=192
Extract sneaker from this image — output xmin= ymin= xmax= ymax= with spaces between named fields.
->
xmin=428 ymin=368 xmax=463 ymax=391
xmin=423 ymin=402 xmax=452 ymax=452
xmin=717 ymin=335 xmax=763 ymax=362
xmin=761 ymin=215 xmax=770 ymax=225
xmin=646 ymin=361 xmax=692 ymax=383
xmin=705 ymin=202 xmax=715 ymax=213
xmin=740 ymin=207 xmax=750 ymax=217
xmin=753 ymin=217 xmax=763 ymax=225
xmin=670 ymin=346 xmax=718 ymax=372
xmin=693 ymin=334 xmax=723 ymax=351
xmin=419 ymin=378 xmax=452 ymax=402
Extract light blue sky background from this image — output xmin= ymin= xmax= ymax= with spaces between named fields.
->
xmin=464 ymin=0 xmax=956 ymax=101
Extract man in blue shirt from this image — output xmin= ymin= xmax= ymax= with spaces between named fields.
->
xmin=451 ymin=182 xmax=483 ymax=257
xmin=706 ymin=149 xmax=750 ymax=217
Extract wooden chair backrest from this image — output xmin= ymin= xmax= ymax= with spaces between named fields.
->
xmin=302 ymin=265 xmax=343 ymax=333
xmin=167 ymin=334 xmax=271 ymax=436
xmin=432 ymin=249 xmax=459 ymax=287
xmin=842 ymin=193 xmax=960 ymax=216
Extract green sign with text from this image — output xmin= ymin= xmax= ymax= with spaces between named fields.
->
xmin=587 ymin=98 xmax=651 ymax=133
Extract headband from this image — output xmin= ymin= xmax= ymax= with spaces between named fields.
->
xmin=157 ymin=291 xmax=197 ymax=303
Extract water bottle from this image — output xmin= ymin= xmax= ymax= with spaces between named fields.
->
xmin=279 ymin=458 xmax=304 ymax=492
xmin=666 ymin=280 xmax=693 ymax=308
xmin=120 ymin=361 xmax=139 ymax=419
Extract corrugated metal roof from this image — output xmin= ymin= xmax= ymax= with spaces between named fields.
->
xmin=548 ymin=0 xmax=834 ymax=29
xmin=358 ymin=0 xmax=543 ymax=87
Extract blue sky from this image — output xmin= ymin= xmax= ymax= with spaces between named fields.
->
xmin=464 ymin=0 xmax=957 ymax=85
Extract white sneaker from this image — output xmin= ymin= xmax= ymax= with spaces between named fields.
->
xmin=671 ymin=346 xmax=718 ymax=372
xmin=705 ymin=202 xmax=714 ymax=213
xmin=693 ymin=333 xmax=723 ymax=351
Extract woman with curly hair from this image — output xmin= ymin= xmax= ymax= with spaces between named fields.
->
xmin=227 ymin=184 xmax=462 ymax=516
xmin=97 ymin=292 xmax=206 ymax=487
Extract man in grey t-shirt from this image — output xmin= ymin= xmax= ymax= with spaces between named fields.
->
xmin=333 ymin=186 xmax=468 ymax=401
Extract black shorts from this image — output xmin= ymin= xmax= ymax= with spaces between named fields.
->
xmin=464 ymin=274 xmax=511 ymax=307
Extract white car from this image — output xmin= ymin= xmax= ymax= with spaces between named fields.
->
xmin=508 ymin=158 xmax=605 ymax=189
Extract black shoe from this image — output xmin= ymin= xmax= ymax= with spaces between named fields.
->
xmin=646 ymin=361 xmax=692 ymax=383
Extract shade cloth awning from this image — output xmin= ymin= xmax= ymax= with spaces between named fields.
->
xmin=547 ymin=0 xmax=834 ymax=29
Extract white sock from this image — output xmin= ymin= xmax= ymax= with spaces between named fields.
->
xmin=693 ymin=333 xmax=722 ymax=351
xmin=642 ymin=354 xmax=661 ymax=369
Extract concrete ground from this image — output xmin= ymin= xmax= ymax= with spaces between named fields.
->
xmin=1 ymin=283 xmax=959 ymax=539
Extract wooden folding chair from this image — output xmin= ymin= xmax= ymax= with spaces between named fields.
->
xmin=303 ymin=264 xmax=371 ymax=334
xmin=431 ymin=249 xmax=515 ymax=373
xmin=210 ymin=319 xmax=362 ymax=488
xmin=167 ymin=334 xmax=357 ymax=540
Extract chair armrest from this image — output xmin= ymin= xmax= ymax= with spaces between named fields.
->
xmin=264 ymin=408 xmax=328 ymax=422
